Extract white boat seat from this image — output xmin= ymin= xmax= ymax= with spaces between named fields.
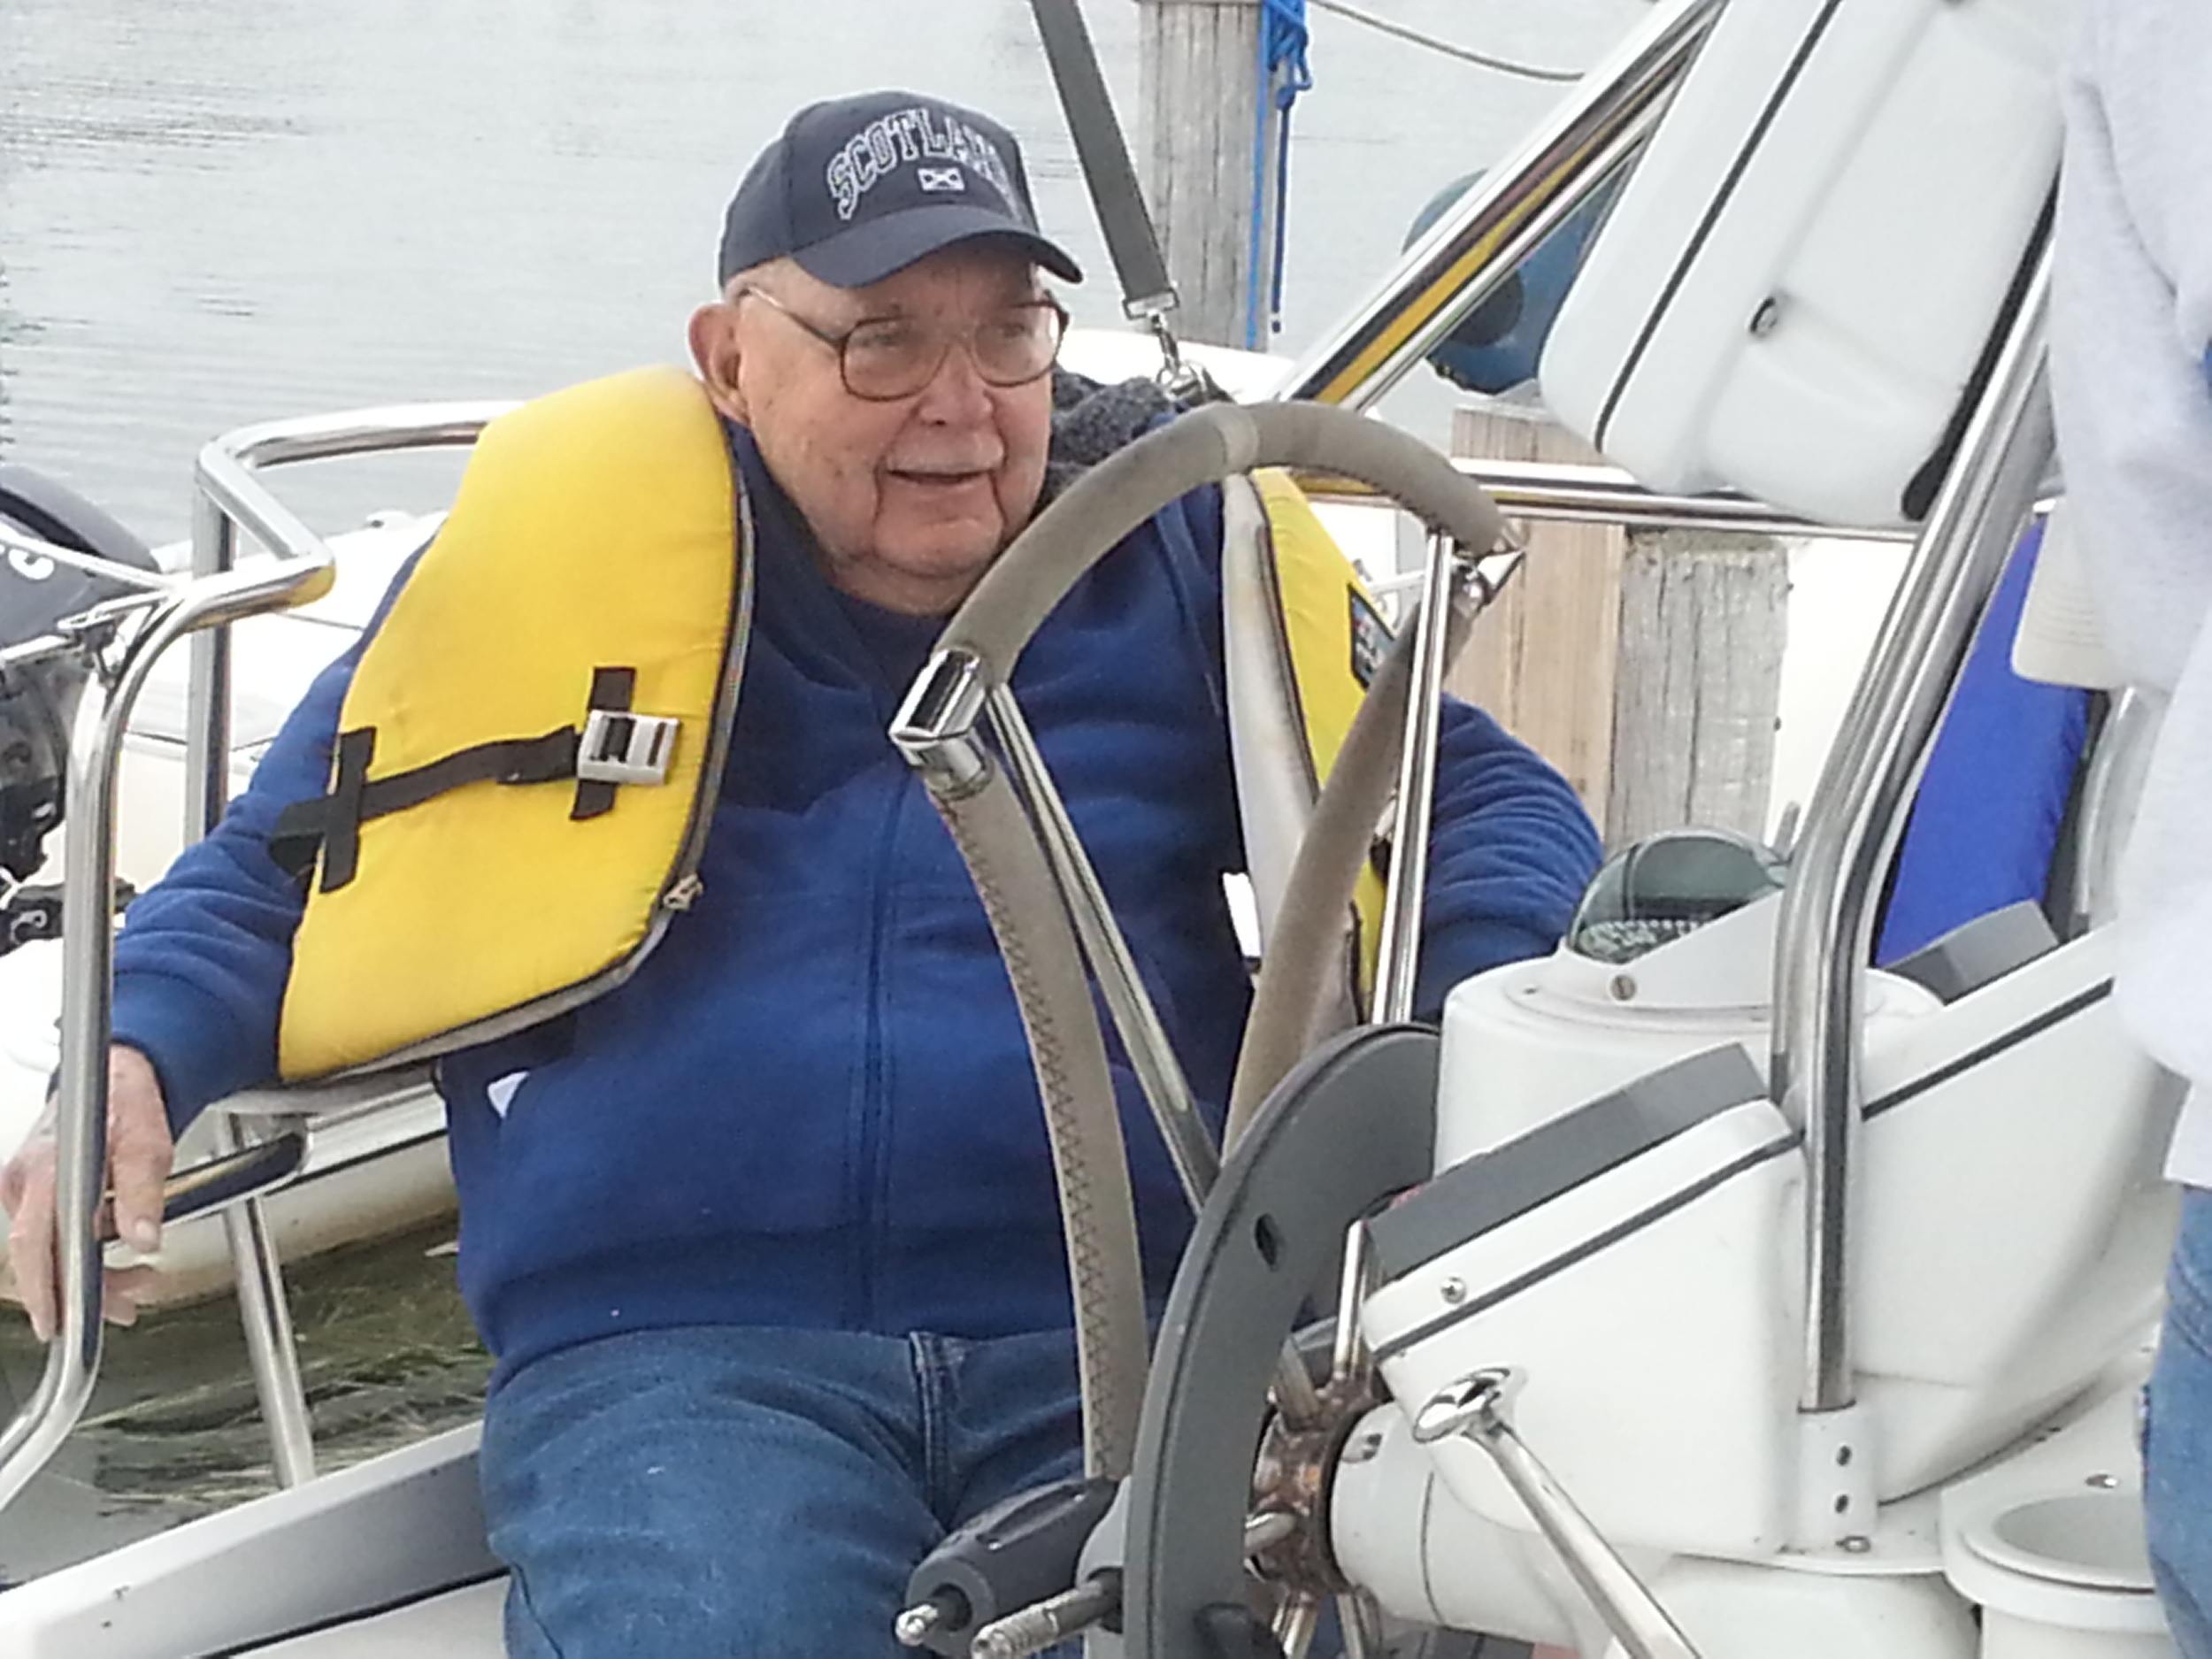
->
xmin=239 ymin=1575 xmax=506 ymax=1656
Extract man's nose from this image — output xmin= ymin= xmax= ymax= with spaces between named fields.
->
xmin=912 ymin=337 xmax=996 ymax=420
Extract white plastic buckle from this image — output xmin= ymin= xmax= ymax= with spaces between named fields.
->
xmin=576 ymin=709 xmax=679 ymax=787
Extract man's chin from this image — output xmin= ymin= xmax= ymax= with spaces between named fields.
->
xmin=831 ymin=537 xmax=998 ymax=617
xmin=879 ymin=531 xmax=1005 ymax=586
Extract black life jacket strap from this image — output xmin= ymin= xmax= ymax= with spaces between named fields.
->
xmin=569 ymin=665 xmax=635 ymax=822
xmin=273 ymin=726 xmax=580 ymax=891
xmin=269 ymin=664 xmax=640 ymax=892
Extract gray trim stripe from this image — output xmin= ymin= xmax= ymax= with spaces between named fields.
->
xmin=1864 ymin=979 xmax=2111 ymax=1123
xmin=216 ymin=1569 xmax=508 ymax=1656
xmin=1371 ymin=1129 xmax=1799 ymax=1367
xmin=1367 ymin=1044 xmax=1765 ymax=1285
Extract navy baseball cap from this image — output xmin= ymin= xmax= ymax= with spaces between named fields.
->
xmin=718 ymin=91 xmax=1083 ymax=290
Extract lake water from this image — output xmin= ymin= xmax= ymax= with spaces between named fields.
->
xmin=0 ymin=0 xmax=1648 ymax=544
xmin=0 ymin=0 xmax=1658 ymax=1555
xmin=0 ymin=1221 xmax=491 ymax=1581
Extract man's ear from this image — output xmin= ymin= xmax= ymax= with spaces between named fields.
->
xmin=688 ymin=301 xmax=749 ymax=423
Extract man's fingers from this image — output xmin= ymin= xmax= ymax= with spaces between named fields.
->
xmin=5 ymin=1184 xmax=169 ymax=1340
xmin=5 ymin=1144 xmax=61 ymax=1344
xmin=106 ymin=1115 xmax=172 ymax=1256
xmin=101 ymin=1263 xmax=164 ymax=1328
xmin=2 ymin=1050 xmax=175 ymax=1345
xmin=105 ymin=1050 xmax=173 ymax=1256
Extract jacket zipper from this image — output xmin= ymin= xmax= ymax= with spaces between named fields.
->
xmin=852 ymin=776 xmax=907 ymax=1328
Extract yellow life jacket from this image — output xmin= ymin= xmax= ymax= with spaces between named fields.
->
xmin=1220 ymin=467 xmax=1391 ymax=1016
xmin=274 ymin=365 xmax=752 ymax=1081
xmin=272 ymin=374 xmax=1379 ymax=1079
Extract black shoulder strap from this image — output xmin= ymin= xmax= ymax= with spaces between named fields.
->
xmin=268 ymin=665 xmax=640 ymax=893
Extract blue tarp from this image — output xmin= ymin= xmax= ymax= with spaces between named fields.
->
xmin=1878 ymin=518 xmax=2093 ymax=963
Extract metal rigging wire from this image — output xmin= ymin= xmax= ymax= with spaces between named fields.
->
xmin=1308 ymin=0 xmax=1585 ymax=84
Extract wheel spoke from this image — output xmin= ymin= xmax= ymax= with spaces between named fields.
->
xmin=1245 ymin=1509 xmax=1301 ymax=1556
xmin=1272 ymin=1343 xmax=1326 ymax=1427
xmin=1339 ymin=1589 xmax=1387 ymax=1659
xmin=1272 ymin=1590 xmax=1322 ymax=1659
xmin=1329 ymin=1216 xmax=1376 ymax=1391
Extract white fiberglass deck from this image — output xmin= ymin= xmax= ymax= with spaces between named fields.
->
xmin=244 ymin=1577 xmax=504 ymax=1656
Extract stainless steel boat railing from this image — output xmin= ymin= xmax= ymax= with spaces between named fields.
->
xmin=1278 ymin=0 xmax=1724 ymax=412
xmin=0 ymin=542 xmax=336 ymax=1517
xmin=1332 ymin=457 xmax=1917 ymax=542
xmin=0 ymin=66 xmax=2062 ymax=1619
xmin=1769 ymin=245 xmax=2055 ymax=1546
xmin=0 ymin=405 xmax=510 ymax=1517
xmin=184 ymin=404 xmax=511 ymax=1487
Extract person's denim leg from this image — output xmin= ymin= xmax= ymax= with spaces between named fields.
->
xmin=2149 ymin=1187 xmax=2212 ymax=1659
xmin=926 ymin=1325 xmax=1087 ymax=1525
xmin=925 ymin=1326 xmax=1088 ymax=1659
xmin=480 ymin=1325 xmax=941 ymax=1659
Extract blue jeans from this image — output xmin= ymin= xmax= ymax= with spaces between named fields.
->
xmin=479 ymin=1325 xmax=1086 ymax=1658
xmin=2150 ymin=1188 xmax=2212 ymax=1659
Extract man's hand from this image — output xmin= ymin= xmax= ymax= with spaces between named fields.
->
xmin=0 ymin=1046 xmax=173 ymax=1341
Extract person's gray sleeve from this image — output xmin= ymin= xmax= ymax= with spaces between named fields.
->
xmin=2049 ymin=0 xmax=2212 ymax=695
xmin=2049 ymin=0 xmax=2212 ymax=1156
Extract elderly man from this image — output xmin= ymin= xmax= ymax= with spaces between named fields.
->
xmin=4 ymin=91 xmax=1598 ymax=1655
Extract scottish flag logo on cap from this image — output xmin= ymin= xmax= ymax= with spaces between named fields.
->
xmin=718 ymin=90 xmax=1082 ymax=290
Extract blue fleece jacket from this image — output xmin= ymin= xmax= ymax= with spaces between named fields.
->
xmin=109 ymin=419 xmax=1599 ymax=1381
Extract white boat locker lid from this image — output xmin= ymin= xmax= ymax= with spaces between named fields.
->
xmin=1541 ymin=0 xmax=2068 ymax=529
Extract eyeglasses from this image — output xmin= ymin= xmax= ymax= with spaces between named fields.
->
xmin=733 ymin=287 xmax=1069 ymax=402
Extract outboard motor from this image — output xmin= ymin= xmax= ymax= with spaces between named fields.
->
xmin=0 ymin=465 xmax=158 ymax=947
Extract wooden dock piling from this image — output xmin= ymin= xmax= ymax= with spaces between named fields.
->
xmin=1448 ymin=405 xmax=1789 ymax=849
xmin=1135 ymin=0 xmax=1286 ymax=349
xmin=1447 ymin=407 xmax=1627 ymax=821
